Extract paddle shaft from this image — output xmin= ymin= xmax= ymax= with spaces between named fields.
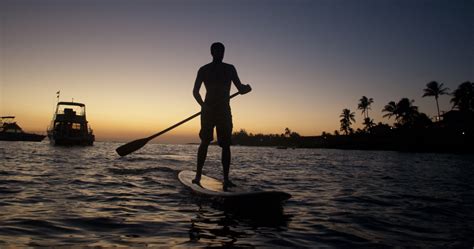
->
xmin=116 ymin=92 xmax=242 ymax=156
xmin=146 ymin=92 xmax=240 ymax=141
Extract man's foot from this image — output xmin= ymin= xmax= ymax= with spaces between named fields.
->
xmin=223 ymin=180 xmax=236 ymax=191
xmin=192 ymin=178 xmax=202 ymax=187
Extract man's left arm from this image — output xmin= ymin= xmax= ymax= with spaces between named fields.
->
xmin=231 ymin=65 xmax=251 ymax=94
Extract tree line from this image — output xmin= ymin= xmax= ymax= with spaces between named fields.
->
xmin=232 ymin=127 xmax=302 ymax=147
xmin=232 ymin=81 xmax=473 ymax=152
xmin=338 ymin=81 xmax=473 ymax=135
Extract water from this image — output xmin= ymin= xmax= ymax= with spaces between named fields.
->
xmin=1 ymin=141 xmax=473 ymax=247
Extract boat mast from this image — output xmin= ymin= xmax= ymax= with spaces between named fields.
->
xmin=51 ymin=91 xmax=60 ymax=128
xmin=53 ymin=90 xmax=60 ymax=115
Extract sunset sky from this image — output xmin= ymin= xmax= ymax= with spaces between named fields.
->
xmin=1 ymin=0 xmax=472 ymax=143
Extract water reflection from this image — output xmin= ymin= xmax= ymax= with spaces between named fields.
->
xmin=187 ymin=197 xmax=292 ymax=247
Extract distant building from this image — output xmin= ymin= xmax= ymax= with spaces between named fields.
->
xmin=442 ymin=110 xmax=474 ymax=132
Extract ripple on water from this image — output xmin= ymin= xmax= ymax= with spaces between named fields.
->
xmin=0 ymin=142 xmax=473 ymax=247
xmin=108 ymin=166 xmax=176 ymax=175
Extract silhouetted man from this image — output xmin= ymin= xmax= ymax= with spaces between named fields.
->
xmin=192 ymin=42 xmax=251 ymax=190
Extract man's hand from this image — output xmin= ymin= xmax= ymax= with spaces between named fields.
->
xmin=239 ymin=84 xmax=252 ymax=95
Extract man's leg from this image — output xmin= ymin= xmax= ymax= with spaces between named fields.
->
xmin=222 ymin=145 xmax=236 ymax=190
xmin=194 ymin=142 xmax=209 ymax=184
xmin=195 ymin=106 xmax=213 ymax=185
xmin=222 ymin=145 xmax=231 ymax=182
xmin=216 ymin=106 xmax=234 ymax=189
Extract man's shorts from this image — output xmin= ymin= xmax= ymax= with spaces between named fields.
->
xmin=200 ymin=104 xmax=233 ymax=147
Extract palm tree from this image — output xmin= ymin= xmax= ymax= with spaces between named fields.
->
xmin=363 ymin=117 xmax=375 ymax=131
xmin=451 ymin=81 xmax=474 ymax=111
xmin=382 ymin=99 xmax=419 ymax=127
xmin=339 ymin=108 xmax=355 ymax=135
xmin=422 ymin=81 xmax=449 ymax=121
xmin=396 ymin=98 xmax=419 ymax=126
xmin=382 ymin=101 xmax=397 ymax=119
xmin=358 ymin=96 xmax=374 ymax=119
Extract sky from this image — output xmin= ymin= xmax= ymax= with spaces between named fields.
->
xmin=1 ymin=0 xmax=472 ymax=143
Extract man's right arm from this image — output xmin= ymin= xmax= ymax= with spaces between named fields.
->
xmin=193 ymin=69 xmax=204 ymax=106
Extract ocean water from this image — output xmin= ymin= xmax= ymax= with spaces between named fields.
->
xmin=1 ymin=141 xmax=473 ymax=248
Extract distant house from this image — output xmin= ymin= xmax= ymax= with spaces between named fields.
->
xmin=442 ymin=110 xmax=474 ymax=132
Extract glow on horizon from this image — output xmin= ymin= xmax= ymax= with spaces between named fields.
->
xmin=1 ymin=0 xmax=472 ymax=143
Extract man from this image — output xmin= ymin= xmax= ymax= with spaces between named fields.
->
xmin=192 ymin=42 xmax=251 ymax=190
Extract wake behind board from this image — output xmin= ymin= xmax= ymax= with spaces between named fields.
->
xmin=178 ymin=170 xmax=291 ymax=206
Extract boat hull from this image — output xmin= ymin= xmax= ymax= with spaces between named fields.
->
xmin=47 ymin=134 xmax=94 ymax=146
xmin=0 ymin=132 xmax=45 ymax=142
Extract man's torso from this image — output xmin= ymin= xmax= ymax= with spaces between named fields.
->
xmin=199 ymin=62 xmax=235 ymax=107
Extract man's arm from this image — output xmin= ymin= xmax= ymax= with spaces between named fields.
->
xmin=193 ymin=69 xmax=204 ymax=106
xmin=231 ymin=65 xmax=251 ymax=94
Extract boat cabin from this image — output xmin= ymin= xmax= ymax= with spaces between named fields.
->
xmin=0 ymin=116 xmax=23 ymax=133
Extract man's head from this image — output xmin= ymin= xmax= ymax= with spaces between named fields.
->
xmin=211 ymin=42 xmax=225 ymax=62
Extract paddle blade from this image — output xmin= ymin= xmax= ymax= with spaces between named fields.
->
xmin=116 ymin=137 xmax=150 ymax=156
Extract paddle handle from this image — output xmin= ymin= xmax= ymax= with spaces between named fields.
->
xmin=147 ymin=92 xmax=241 ymax=141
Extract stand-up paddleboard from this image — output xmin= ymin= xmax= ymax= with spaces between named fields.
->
xmin=178 ymin=170 xmax=291 ymax=206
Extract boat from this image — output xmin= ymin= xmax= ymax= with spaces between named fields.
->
xmin=47 ymin=102 xmax=94 ymax=146
xmin=0 ymin=116 xmax=46 ymax=142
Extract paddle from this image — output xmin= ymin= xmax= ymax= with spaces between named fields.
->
xmin=116 ymin=92 xmax=241 ymax=156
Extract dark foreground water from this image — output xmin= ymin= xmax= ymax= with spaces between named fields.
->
xmin=1 ymin=141 xmax=473 ymax=248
